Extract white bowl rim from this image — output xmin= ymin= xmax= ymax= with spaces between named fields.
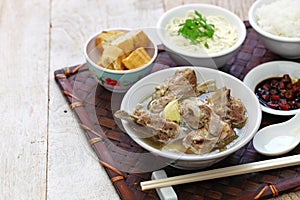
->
xmin=243 ymin=60 xmax=300 ymax=116
xmin=156 ymin=3 xmax=247 ymax=59
xmin=248 ymin=0 xmax=300 ymax=42
xmin=84 ymin=27 xmax=158 ymax=74
xmin=120 ymin=66 xmax=262 ymax=161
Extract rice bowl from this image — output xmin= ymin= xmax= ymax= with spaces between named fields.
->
xmin=248 ymin=0 xmax=300 ymax=59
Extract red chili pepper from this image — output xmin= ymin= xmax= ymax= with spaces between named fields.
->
xmin=271 ymin=79 xmax=279 ymax=87
xmin=262 ymin=83 xmax=271 ymax=90
xmin=261 ymin=94 xmax=270 ymax=101
xmin=279 ymin=104 xmax=290 ymax=110
xmin=293 ymin=85 xmax=299 ymax=93
xmin=279 ymin=81 xmax=285 ymax=89
xmin=267 ymin=103 xmax=279 ymax=109
xmin=271 ymin=95 xmax=280 ymax=101
xmin=279 ymin=99 xmax=287 ymax=105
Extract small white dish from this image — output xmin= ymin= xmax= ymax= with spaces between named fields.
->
xmin=243 ymin=61 xmax=300 ymax=116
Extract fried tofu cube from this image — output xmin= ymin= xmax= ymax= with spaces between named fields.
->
xmin=95 ymin=30 xmax=125 ymax=51
xmin=122 ymin=47 xmax=152 ymax=70
xmin=127 ymin=29 xmax=151 ymax=48
xmin=100 ymin=46 xmax=124 ymax=68
xmin=111 ymin=34 xmax=134 ymax=54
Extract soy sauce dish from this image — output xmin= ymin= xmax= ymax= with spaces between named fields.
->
xmin=243 ymin=61 xmax=300 ymax=116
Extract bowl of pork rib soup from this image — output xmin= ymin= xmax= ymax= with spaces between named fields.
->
xmin=114 ymin=67 xmax=262 ymax=170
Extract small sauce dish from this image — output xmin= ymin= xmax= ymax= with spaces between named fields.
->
xmin=243 ymin=61 xmax=300 ymax=116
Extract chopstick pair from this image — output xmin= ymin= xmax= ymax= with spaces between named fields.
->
xmin=140 ymin=154 xmax=300 ymax=191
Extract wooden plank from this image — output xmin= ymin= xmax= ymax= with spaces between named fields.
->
xmin=0 ymin=1 xmax=49 ymax=199
xmin=48 ymin=0 xmax=164 ymax=199
xmin=163 ymin=0 xmax=256 ymax=20
xmin=104 ymin=0 xmax=164 ymax=28
xmin=194 ymin=0 xmax=256 ymax=20
xmin=48 ymin=0 xmax=120 ymax=199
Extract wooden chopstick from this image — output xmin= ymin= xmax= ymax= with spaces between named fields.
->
xmin=140 ymin=154 xmax=300 ymax=191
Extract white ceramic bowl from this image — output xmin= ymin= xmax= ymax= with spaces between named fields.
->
xmin=120 ymin=67 xmax=262 ymax=170
xmin=243 ymin=61 xmax=300 ymax=116
xmin=249 ymin=0 xmax=300 ymax=59
xmin=84 ymin=28 xmax=158 ymax=93
xmin=156 ymin=4 xmax=246 ymax=68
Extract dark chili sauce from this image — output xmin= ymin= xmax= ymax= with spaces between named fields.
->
xmin=255 ymin=74 xmax=300 ymax=111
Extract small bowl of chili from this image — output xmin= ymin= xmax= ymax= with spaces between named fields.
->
xmin=243 ymin=61 xmax=300 ymax=116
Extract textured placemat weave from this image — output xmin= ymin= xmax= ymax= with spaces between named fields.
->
xmin=55 ymin=22 xmax=300 ymax=200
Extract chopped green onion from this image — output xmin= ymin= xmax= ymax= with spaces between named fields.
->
xmin=178 ymin=10 xmax=215 ymax=48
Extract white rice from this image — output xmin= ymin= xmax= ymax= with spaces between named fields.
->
xmin=255 ymin=0 xmax=300 ymax=38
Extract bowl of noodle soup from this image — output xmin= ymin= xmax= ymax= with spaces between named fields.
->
xmin=156 ymin=4 xmax=246 ymax=68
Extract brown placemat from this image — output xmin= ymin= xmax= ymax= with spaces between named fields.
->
xmin=55 ymin=21 xmax=300 ymax=200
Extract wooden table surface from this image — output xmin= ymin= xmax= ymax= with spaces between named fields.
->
xmin=1 ymin=0 xmax=299 ymax=199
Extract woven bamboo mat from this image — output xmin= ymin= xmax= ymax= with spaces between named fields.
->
xmin=55 ymin=22 xmax=300 ymax=200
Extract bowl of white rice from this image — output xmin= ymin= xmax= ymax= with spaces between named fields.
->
xmin=249 ymin=0 xmax=300 ymax=59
